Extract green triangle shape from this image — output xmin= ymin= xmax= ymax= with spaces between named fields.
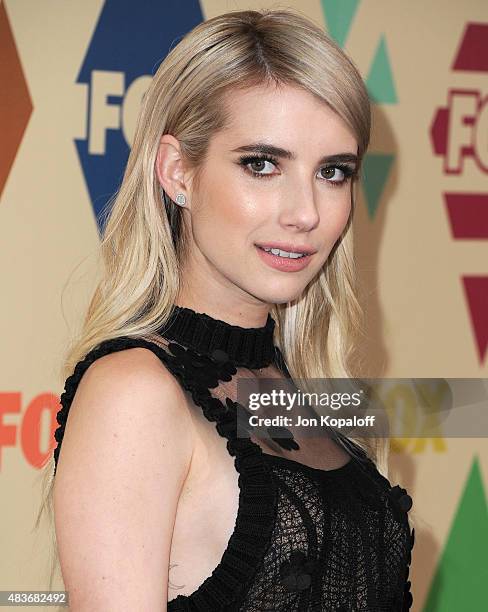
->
xmin=361 ymin=153 xmax=394 ymax=219
xmin=320 ymin=0 xmax=360 ymax=47
xmin=423 ymin=456 xmax=488 ymax=611
xmin=366 ymin=35 xmax=397 ymax=104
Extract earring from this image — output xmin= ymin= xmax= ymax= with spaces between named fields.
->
xmin=175 ymin=193 xmax=186 ymax=207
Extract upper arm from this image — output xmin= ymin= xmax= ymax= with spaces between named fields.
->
xmin=53 ymin=347 xmax=195 ymax=611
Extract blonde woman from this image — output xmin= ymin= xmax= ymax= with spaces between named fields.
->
xmin=39 ymin=9 xmax=415 ymax=611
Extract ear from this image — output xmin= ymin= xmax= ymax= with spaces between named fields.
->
xmin=155 ymin=134 xmax=190 ymax=205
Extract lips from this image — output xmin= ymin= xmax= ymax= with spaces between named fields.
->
xmin=255 ymin=243 xmax=316 ymax=255
xmin=255 ymin=244 xmax=313 ymax=272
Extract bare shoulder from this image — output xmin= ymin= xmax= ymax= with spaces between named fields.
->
xmin=53 ymin=344 xmax=194 ymax=610
xmin=57 ymin=345 xmax=196 ymax=477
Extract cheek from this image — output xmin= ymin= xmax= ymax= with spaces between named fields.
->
xmin=197 ymin=168 xmax=263 ymax=230
xmin=196 ymin=194 xmax=259 ymax=233
xmin=322 ymin=193 xmax=352 ymax=240
xmin=191 ymin=178 xmax=262 ymax=255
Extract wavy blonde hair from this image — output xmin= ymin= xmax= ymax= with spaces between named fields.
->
xmin=35 ymin=7 xmax=390 ymax=597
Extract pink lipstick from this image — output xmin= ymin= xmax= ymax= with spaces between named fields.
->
xmin=255 ymin=244 xmax=314 ymax=272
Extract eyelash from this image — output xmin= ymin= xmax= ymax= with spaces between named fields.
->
xmin=238 ymin=154 xmax=357 ymax=187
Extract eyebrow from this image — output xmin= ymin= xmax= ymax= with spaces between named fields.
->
xmin=231 ymin=142 xmax=359 ymax=166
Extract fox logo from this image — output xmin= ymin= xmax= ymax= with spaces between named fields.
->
xmin=430 ymin=23 xmax=488 ymax=364
xmin=75 ymin=0 xmax=203 ymax=226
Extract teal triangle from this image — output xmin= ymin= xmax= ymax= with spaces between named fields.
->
xmin=366 ymin=35 xmax=397 ymax=104
xmin=423 ymin=456 xmax=488 ymax=611
xmin=320 ymin=0 xmax=360 ymax=47
xmin=361 ymin=153 xmax=394 ymax=219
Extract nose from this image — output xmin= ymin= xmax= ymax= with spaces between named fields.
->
xmin=278 ymin=186 xmax=320 ymax=232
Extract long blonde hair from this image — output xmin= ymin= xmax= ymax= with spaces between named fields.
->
xmin=35 ymin=7 xmax=387 ymax=595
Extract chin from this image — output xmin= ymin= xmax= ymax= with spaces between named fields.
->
xmin=253 ymin=286 xmax=308 ymax=305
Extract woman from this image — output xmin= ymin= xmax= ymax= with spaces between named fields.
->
xmin=38 ymin=8 xmax=415 ymax=611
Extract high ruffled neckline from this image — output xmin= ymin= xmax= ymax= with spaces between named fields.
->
xmin=158 ymin=305 xmax=277 ymax=369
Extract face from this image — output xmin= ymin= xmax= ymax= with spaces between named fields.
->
xmin=157 ymin=83 xmax=358 ymax=322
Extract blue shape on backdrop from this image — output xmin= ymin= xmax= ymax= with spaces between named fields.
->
xmin=75 ymin=0 xmax=203 ymax=234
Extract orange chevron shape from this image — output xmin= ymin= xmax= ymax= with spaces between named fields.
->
xmin=0 ymin=1 xmax=33 ymax=198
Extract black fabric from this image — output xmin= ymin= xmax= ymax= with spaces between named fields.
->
xmin=53 ymin=306 xmax=414 ymax=611
xmin=160 ymin=305 xmax=277 ymax=369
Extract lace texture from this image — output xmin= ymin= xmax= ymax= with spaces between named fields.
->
xmin=53 ymin=306 xmax=414 ymax=611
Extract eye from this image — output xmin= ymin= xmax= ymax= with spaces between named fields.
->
xmin=322 ymin=166 xmax=343 ymax=181
xmin=320 ymin=165 xmax=356 ymax=187
xmin=239 ymin=154 xmax=278 ymax=178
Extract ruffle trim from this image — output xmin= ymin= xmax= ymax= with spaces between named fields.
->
xmin=354 ymin=457 xmax=415 ymax=611
xmin=387 ymin=484 xmax=415 ymax=610
xmin=53 ymin=336 xmax=278 ymax=612
xmin=165 ymin=350 xmax=278 ymax=611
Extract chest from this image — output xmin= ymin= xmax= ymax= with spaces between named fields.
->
xmin=166 ymin=390 xmax=409 ymax=608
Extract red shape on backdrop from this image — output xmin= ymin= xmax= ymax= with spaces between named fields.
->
xmin=0 ymin=392 xmax=21 ymax=470
xmin=445 ymin=193 xmax=488 ymax=239
xmin=462 ymin=277 xmax=488 ymax=364
xmin=430 ymin=107 xmax=449 ymax=156
xmin=21 ymin=393 xmax=60 ymax=469
xmin=0 ymin=2 xmax=33 ymax=198
xmin=452 ymin=23 xmax=488 ymax=73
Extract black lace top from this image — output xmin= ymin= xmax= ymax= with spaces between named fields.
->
xmin=53 ymin=306 xmax=415 ymax=611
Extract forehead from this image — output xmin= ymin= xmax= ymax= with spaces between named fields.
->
xmin=214 ymin=83 xmax=357 ymax=153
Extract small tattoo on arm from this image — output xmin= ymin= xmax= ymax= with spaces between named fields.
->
xmin=168 ymin=563 xmax=186 ymax=591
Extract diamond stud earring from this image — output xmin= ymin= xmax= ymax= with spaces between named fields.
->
xmin=175 ymin=193 xmax=186 ymax=207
